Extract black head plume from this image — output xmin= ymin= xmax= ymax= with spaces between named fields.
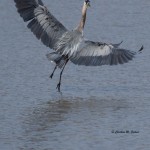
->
xmin=85 ymin=0 xmax=90 ymax=4
xmin=85 ymin=0 xmax=90 ymax=7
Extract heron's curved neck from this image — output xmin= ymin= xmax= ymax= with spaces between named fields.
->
xmin=77 ymin=2 xmax=88 ymax=32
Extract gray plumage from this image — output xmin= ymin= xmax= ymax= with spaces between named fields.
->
xmin=14 ymin=0 xmax=143 ymax=92
xmin=14 ymin=0 xmax=67 ymax=50
xmin=70 ymin=40 xmax=137 ymax=66
xmin=46 ymin=52 xmax=67 ymax=68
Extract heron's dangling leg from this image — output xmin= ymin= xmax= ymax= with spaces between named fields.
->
xmin=50 ymin=65 xmax=57 ymax=79
xmin=56 ymin=59 xmax=69 ymax=92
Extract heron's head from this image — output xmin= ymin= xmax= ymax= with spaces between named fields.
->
xmin=85 ymin=0 xmax=91 ymax=7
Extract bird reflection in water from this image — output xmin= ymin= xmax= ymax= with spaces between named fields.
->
xmin=23 ymin=99 xmax=72 ymax=132
xmin=19 ymin=96 xmax=129 ymax=149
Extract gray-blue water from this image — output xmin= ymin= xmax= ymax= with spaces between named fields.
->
xmin=0 ymin=0 xmax=150 ymax=150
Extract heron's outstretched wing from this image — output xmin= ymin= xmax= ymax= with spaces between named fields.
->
xmin=14 ymin=0 xmax=68 ymax=50
xmin=71 ymin=40 xmax=142 ymax=66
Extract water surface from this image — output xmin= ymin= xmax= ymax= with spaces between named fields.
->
xmin=0 ymin=0 xmax=150 ymax=150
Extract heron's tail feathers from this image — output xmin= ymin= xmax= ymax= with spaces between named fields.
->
xmin=46 ymin=52 xmax=66 ymax=68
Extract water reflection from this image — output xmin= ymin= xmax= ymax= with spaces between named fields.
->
xmin=20 ymin=96 xmax=129 ymax=149
xmin=23 ymin=99 xmax=72 ymax=132
xmin=20 ymin=99 xmax=72 ymax=149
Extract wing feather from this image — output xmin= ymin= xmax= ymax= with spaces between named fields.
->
xmin=71 ymin=40 xmax=137 ymax=66
xmin=14 ymin=0 xmax=68 ymax=50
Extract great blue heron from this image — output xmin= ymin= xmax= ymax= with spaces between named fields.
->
xmin=14 ymin=0 xmax=143 ymax=92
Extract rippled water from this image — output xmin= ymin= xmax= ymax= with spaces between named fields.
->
xmin=0 ymin=0 xmax=150 ymax=150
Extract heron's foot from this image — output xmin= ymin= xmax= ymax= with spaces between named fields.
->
xmin=56 ymin=82 xmax=61 ymax=92
xmin=49 ymin=73 xmax=54 ymax=79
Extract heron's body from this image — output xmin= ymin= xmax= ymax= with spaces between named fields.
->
xmin=56 ymin=30 xmax=83 ymax=57
xmin=14 ymin=0 xmax=143 ymax=92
